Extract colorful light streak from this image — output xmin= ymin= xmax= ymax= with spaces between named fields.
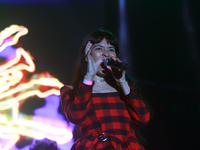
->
xmin=0 ymin=25 xmax=74 ymax=150
xmin=0 ymin=25 xmax=28 ymax=53
xmin=0 ymin=48 xmax=35 ymax=94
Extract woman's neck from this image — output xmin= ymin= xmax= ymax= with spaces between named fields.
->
xmin=92 ymin=75 xmax=117 ymax=93
xmin=93 ymin=75 xmax=106 ymax=82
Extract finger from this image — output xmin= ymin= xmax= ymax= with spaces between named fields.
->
xmin=106 ymin=65 xmax=112 ymax=71
xmin=112 ymin=67 xmax=124 ymax=79
xmin=116 ymin=58 xmax=122 ymax=62
xmin=110 ymin=56 xmax=116 ymax=61
xmin=85 ymin=41 xmax=92 ymax=55
xmin=86 ymin=49 xmax=92 ymax=62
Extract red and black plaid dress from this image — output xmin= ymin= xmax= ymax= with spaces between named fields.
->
xmin=60 ymin=82 xmax=150 ymax=150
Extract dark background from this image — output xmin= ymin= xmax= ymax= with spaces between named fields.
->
xmin=0 ymin=0 xmax=200 ymax=149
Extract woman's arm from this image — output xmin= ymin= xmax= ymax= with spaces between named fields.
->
xmin=117 ymin=80 xmax=130 ymax=95
xmin=60 ymin=82 xmax=93 ymax=124
xmin=122 ymin=85 xmax=150 ymax=127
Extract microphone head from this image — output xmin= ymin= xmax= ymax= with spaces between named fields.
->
xmin=104 ymin=57 xmax=110 ymax=67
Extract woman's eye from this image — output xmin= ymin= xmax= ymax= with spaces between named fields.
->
xmin=95 ymin=47 xmax=102 ymax=50
xmin=109 ymin=48 xmax=115 ymax=52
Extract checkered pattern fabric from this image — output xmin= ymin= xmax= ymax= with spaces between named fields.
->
xmin=60 ymin=82 xmax=150 ymax=150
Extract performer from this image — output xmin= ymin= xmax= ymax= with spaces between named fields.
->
xmin=60 ymin=29 xmax=150 ymax=150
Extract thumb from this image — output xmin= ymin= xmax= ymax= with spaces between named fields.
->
xmin=106 ymin=65 xmax=112 ymax=71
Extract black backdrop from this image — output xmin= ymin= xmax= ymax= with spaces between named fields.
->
xmin=0 ymin=0 xmax=200 ymax=149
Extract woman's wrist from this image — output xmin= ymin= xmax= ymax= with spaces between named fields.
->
xmin=83 ymin=73 xmax=95 ymax=85
xmin=83 ymin=73 xmax=94 ymax=85
xmin=117 ymin=80 xmax=130 ymax=95
xmin=117 ymin=80 xmax=128 ymax=86
xmin=83 ymin=79 xmax=93 ymax=85
xmin=84 ymin=73 xmax=95 ymax=81
xmin=115 ymin=78 xmax=126 ymax=83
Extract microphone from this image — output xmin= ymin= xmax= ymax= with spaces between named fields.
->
xmin=104 ymin=58 xmax=128 ymax=70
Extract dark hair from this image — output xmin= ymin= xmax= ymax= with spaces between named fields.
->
xmin=71 ymin=29 xmax=119 ymax=90
xmin=29 ymin=138 xmax=60 ymax=150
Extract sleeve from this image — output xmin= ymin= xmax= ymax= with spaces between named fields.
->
xmin=122 ymin=85 xmax=150 ymax=127
xmin=60 ymin=82 xmax=93 ymax=124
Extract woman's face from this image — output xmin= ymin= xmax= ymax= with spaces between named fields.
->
xmin=90 ymin=38 xmax=117 ymax=76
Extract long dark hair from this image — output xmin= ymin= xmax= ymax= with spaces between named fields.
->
xmin=71 ymin=29 xmax=119 ymax=91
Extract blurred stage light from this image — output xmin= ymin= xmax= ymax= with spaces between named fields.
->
xmin=0 ymin=25 xmax=74 ymax=150
xmin=119 ymin=0 xmax=130 ymax=69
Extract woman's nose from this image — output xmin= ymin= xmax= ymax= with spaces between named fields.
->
xmin=102 ymin=50 xmax=109 ymax=57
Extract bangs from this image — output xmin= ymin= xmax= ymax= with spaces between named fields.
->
xmin=87 ymin=30 xmax=119 ymax=56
